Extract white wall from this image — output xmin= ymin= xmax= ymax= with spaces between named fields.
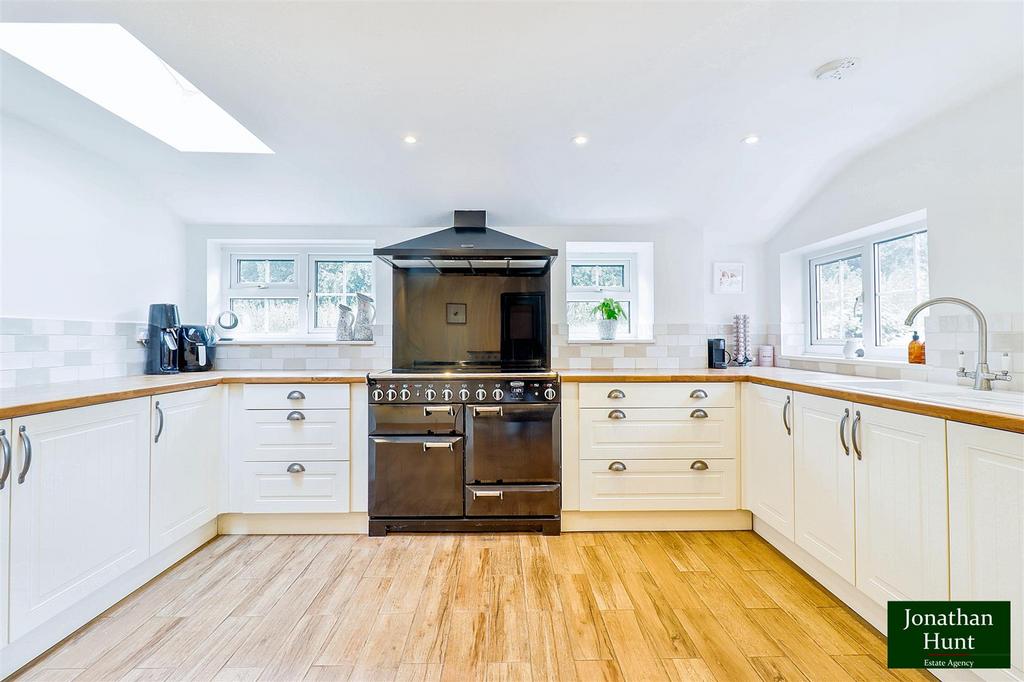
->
xmin=764 ymin=77 xmax=1024 ymax=327
xmin=184 ymin=222 xmax=711 ymax=325
xmin=0 ymin=113 xmax=187 ymax=322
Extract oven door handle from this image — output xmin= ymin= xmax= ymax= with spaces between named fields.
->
xmin=472 ymin=406 xmax=504 ymax=417
xmin=423 ymin=405 xmax=455 ymax=416
xmin=472 ymin=489 xmax=503 ymax=499
xmin=422 ymin=441 xmax=455 ymax=452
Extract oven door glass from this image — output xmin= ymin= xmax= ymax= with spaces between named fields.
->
xmin=369 ymin=435 xmax=464 ymax=517
xmin=466 ymin=403 xmax=560 ymax=483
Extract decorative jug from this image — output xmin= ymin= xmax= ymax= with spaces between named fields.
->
xmin=335 ymin=303 xmax=355 ymax=341
xmin=354 ymin=293 xmax=376 ymax=341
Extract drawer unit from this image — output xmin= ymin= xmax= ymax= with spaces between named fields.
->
xmin=242 ymin=384 xmax=349 ymax=410
xmin=239 ymin=460 xmax=349 ymax=513
xmin=580 ymin=458 xmax=737 ymax=511
xmin=465 ymin=484 xmax=561 ymax=517
xmin=580 ymin=407 xmax=736 ymax=460
xmin=579 ymin=382 xmax=735 ymax=409
xmin=241 ymin=409 xmax=349 ymax=461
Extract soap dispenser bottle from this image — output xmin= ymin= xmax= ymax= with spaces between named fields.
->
xmin=908 ymin=330 xmax=925 ymax=365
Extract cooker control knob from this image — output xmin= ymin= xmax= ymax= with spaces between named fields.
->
xmin=442 ymin=388 xmax=454 ymax=401
xmin=544 ymin=388 xmax=557 ymax=400
xmin=458 ymin=388 xmax=470 ymax=401
xmin=424 ymin=388 xmax=437 ymax=401
xmin=475 ymin=388 xmax=487 ymax=401
xmin=385 ymin=389 xmax=398 ymax=401
xmin=492 ymin=388 xmax=504 ymax=401
xmin=399 ymin=388 xmax=411 ymax=401
xmin=371 ymin=388 xmax=384 ymax=401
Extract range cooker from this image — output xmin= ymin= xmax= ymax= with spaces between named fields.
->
xmin=367 ymin=371 xmax=561 ymax=536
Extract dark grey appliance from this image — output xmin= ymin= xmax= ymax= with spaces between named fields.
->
xmin=145 ymin=304 xmax=181 ymax=375
xmin=367 ymin=372 xmax=561 ymax=536
xmin=708 ymin=338 xmax=729 ymax=369
xmin=376 ymin=210 xmax=555 ymax=372
xmin=179 ymin=325 xmax=217 ymax=372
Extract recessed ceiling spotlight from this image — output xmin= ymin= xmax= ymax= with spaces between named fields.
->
xmin=572 ymin=135 xmax=589 ymax=146
xmin=741 ymin=135 xmax=760 ymax=145
xmin=403 ymin=135 xmax=418 ymax=145
xmin=815 ymin=57 xmax=859 ymax=81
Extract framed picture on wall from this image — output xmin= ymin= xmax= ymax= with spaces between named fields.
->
xmin=713 ymin=262 xmax=745 ymax=294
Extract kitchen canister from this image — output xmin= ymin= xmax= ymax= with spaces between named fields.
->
xmin=757 ymin=345 xmax=775 ymax=367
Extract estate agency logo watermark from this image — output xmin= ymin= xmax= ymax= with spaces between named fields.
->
xmin=888 ymin=601 xmax=1011 ymax=670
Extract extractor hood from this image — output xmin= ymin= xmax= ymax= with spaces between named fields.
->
xmin=374 ymin=210 xmax=558 ymax=275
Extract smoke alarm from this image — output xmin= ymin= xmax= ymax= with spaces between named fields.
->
xmin=815 ymin=58 xmax=859 ymax=81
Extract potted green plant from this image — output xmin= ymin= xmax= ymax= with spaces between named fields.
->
xmin=592 ymin=297 xmax=627 ymax=340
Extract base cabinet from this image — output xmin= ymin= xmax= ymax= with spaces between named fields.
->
xmin=793 ymin=392 xmax=856 ymax=582
xmin=948 ymin=422 xmax=1024 ymax=678
xmin=9 ymin=399 xmax=150 ymax=640
xmin=853 ymin=405 xmax=947 ymax=606
xmin=742 ymin=384 xmax=795 ymax=540
xmin=150 ymin=388 xmax=221 ymax=554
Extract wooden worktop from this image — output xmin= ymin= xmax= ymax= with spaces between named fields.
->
xmin=1 ymin=367 xmax=1021 ymax=433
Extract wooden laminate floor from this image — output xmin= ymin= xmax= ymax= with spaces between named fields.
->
xmin=14 ymin=532 xmax=933 ymax=682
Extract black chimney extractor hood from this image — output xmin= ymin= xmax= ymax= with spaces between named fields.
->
xmin=374 ymin=210 xmax=558 ymax=275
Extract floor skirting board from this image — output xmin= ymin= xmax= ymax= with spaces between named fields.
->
xmin=218 ymin=512 xmax=370 ymax=535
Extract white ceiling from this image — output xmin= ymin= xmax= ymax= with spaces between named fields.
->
xmin=1 ymin=1 xmax=1021 ymax=242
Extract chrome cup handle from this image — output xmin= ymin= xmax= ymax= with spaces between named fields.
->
xmin=608 ymin=461 xmax=627 ymax=472
xmin=287 ymin=462 xmax=306 ymax=474
xmin=690 ymin=408 xmax=709 ymax=419
xmin=608 ymin=409 xmax=627 ymax=420
xmin=690 ymin=460 xmax=709 ymax=471
xmin=287 ymin=390 xmax=306 ymax=400
xmin=689 ymin=389 xmax=709 ymax=399
xmin=286 ymin=410 xmax=306 ymax=421
xmin=607 ymin=389 xmax=626 ymax=399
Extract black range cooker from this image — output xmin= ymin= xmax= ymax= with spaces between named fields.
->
xmin=367 ymin=372 xmax=561 ymax=536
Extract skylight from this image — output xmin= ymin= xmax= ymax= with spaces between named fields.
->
xmin=0 ymin=22 xmax=274 ymax=154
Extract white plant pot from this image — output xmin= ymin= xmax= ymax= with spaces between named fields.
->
xmin=597 ymin=318 xmax=618 ymax=341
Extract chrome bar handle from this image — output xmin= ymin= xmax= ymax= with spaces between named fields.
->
xmin=423 ymin=405 xmax=455 ymax=416
xmin=473 ymin=406 xmax=503 ymax=416
xmin=607 ymin=389 xmax=626 ymax=399
xmin=851 ymin=410 xmax=863 ymax=460
xmin=422 ymin=442 xmax=455 ymax=452
xmin=690 ymin=460 xmax=709 ymax=471
xmin=0 ymin=429 xmax=10 ymax=490
xmin=690 ymin=409 xmax=709 ymax=419
xmin=689 ymin=389 xmax=709 ymax=399
xmin=286 ymin=410 xmax=306 ymax=421
xmin=608 ymin=409 xmax=627 ymax=420
xmin=287 ymin=462 xmax=305 ymax=473
xmin=286 ymin=390 xmax=306 ymax=400
xmin=154 ymin=401 xmax=165 ymax=443
xmin=17 ymin=425 xmax=31 ymax=484
xmin=782 ymin=395 xmax=791 ymax=435
xmin=473 ymin=490 xmax=503 ymax=499
xmin=839 ymin=408 xmax=850 ymax=456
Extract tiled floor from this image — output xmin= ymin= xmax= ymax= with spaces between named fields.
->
xmin=14 ymin=531 xmax=932 ymax=681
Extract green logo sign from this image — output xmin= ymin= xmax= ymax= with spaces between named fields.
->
xmin=888 ymin=601 xmax=1011 ymax=670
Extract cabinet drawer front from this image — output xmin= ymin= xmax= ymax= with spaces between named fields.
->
xmin=240 ymin=461 xmax=349 ymax=513
xmin=579 ymin=383 xmax=735 ymax=409
xmin=580 ymin=458 xmax=737 ymax=511
xmin=580 ymin=407 xmax=736 ymax=459
xmin=242 ymin=384 xmax=349 ymax=410
xmin=241 ymin=409 xmax=349 ymax=461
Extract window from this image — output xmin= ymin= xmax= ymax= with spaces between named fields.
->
xmin=807 ymin=220 xmax=928 ymax=357
xmin=566 ymin=242 xmax=654 ymax=341
xmin=221 ymin=245 xmax=374 ymax=339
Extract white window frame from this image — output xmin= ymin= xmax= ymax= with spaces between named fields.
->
xmin=566 ymin=253 xmax=640 ymax=340
xmin=805 ymin=218 xmax=928 ymax=360
xmin=220 ymin=244 xmax=374 ymax=340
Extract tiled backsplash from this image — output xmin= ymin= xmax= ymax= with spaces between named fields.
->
xmin=2 ymin=314 xmax=1020 ymax=392
xmin=0 ymin=317 xmax=147 ymax=388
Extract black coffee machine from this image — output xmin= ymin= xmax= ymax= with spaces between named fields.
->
xmin=180 ymin=325 xmax=217 ymax=372
xmin=145 ymin=304 xmax=181 ymax=375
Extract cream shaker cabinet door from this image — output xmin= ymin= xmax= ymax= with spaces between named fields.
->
xmin=852 ymin=404 xmax=948 ymax=606
xmin=0 ymin=420 xmax=12 ymax=649
xmin=948 ymin=422 xmax=1024 ymax=677
xmin=150 ymin=387 xmax=221 ymax=554
xmin=9 ymin=399 xmax=150 ymax=640
xmin=742 ymin=384 xmax=795 ymax=540
xmin=793 ymin=392 xmax=855 ymax=583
